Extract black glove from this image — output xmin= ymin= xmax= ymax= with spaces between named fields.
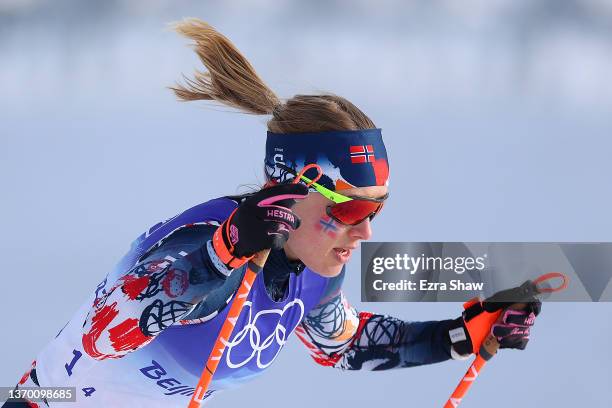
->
xmin=448 ymin=281 xmax=542 ymax=356
xmin=485 ymin=284 xmax=541 ymax=350
xmin=212 ymin=183 xmax=308 ymax=269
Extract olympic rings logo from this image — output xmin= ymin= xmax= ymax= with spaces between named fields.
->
xmin=225 ymin=299 xmax=304 ymax=369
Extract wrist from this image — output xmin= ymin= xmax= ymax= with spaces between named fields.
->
xmin=206 ymin=240 xmax=234 ymax=277
xmin=212 ymin=218 xmax=252 ymax=270
xmin=447 ymin=317 xmax=474 ymax=360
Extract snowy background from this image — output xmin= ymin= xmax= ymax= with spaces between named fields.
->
xmin=1 ymin=0 xmax=612 ymax=407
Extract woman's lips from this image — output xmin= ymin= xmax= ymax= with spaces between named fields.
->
xmin=333 ymin=247 xmax=355 ymax=264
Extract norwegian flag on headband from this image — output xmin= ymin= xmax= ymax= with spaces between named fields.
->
xmin=350 ymin=145 xmax=375 ymax=164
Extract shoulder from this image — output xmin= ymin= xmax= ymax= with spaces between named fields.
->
xmin=111 ymin=196 xmax=239 ymax=276
xmin=133 ymin=197 xmax=238 ymax=254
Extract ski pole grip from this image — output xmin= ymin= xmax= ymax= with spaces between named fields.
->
xmin=248 ymin=248 xmax=271 ymax=270
xmin=478 ymin=334 xmax=500 ymax=361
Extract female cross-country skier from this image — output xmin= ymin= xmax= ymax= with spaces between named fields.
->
xmin=5 ymin=19 xmax=541 ymax=408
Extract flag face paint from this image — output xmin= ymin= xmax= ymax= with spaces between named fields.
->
xmin=264 ymin=129 xmax=390 ymax=191
xmin=315 ymin=216 xmax=339 ymax=238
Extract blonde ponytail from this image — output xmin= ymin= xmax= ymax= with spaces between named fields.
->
xmin=171 ymin=19 xmax=376 ymax=134
xmin=171 ymin=18 xmax=280 ymax=115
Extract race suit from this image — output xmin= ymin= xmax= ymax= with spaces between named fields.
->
xmin=8 ymin=196 xmax=458 ymax=407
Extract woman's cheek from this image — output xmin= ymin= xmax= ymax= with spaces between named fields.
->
xmin=313 ymin=215 xmax=341 ymax=239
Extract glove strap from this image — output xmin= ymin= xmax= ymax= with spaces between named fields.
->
xmin=212 ymin=209 xmax=253 ymax=270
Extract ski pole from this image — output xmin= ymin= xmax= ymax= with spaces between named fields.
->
xmin=188 ymin=250 xmax=269 ymax=408
xmin=443 ymin=272 xmax=568 ymax=408
xmin=188 ymin=165 xmax=321 ymax=408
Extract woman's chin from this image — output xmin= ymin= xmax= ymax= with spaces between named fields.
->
xmin=309 ymin=263 xmax=344 ymax=278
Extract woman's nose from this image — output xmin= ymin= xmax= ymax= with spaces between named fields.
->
xmin=348 ymin=218 xmax=372 ymax=241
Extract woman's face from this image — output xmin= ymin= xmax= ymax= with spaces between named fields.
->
xmin=284 ymin=185 xmax=388 ymax=277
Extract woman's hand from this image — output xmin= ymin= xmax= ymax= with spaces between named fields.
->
xmin=490 ymin=301 xmax=540 ymax=350
xmin=212 ymin=183 xmax=309 ymax=270
xmin=447 ymin=281 xmax=542 ymax=357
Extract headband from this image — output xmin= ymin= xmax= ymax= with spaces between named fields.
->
xmin=264 ymin=128 xmax=389 ymax=191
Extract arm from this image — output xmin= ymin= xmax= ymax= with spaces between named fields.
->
xmin=297 ymin=272 xmax=542 ymax=370
xmin=296 ymin=269 xmax=460 ymax=370
xmin=82 ymin=224 xmax=236 ymax=360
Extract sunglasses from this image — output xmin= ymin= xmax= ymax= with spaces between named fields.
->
xmin=276 ymin=163 xmax=388 ymax=226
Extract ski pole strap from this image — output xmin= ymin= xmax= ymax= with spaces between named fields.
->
xmin=533 ymin=272 xmax=568 ymax=293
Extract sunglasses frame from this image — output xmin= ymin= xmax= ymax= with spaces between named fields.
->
xmin=276 ymin=163 xmax=388 ymax=226
xmin=324 ymin=193 xmax=388 ymax=226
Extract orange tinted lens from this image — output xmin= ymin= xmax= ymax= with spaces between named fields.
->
xmin=328 ymin=199 xmax=384 ymax=225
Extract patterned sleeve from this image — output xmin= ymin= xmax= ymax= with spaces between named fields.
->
xmin=81 ymin=224 xmax=237 ymax=360
xmin=295 ymin=269 xmax=458 ymax=370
